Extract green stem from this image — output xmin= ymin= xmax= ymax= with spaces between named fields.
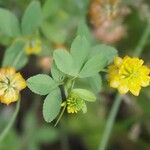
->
xmin=54 ymin=103 xmax=67 ymax=127
xmin=0 ymin=40 xmax=24 ymax=144
xmin=98 ymin=94 xmax=122 ymax=150
xmin=134 ymin=19 xmax=150 ymax=57
xmin=99 ymin=17 xmax=150 ymax=150
xmin=0 ymin=100 xmax=20 ymax=143
xmin=58 ymin=78 xmax=76 ymax=149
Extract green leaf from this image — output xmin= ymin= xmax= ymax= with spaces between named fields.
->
xmin=79 ymin=44 xmax=117 ymax=78
xmin=87 ymin=74 xmax=102 ymax=93
xmin=2 ymin=41 xmax=28 ymax=70
xmin=42 ymin=0 xmax=60 ymax=19
xmin=43 ymin=88 xmax=61 ymax=122
xmin=41 ymin=22 xmax=67 ymax=44
xmin=51 ymin=62 xmax=65 ymax=82
xmin=72 ymin=88 xmax=96 ymax=102
xmin=21 ymin=1 xmax=42 ymax=35
xmin=70 ymin=35 xmax=90 ymax=72
xmin=0 ymin=8 xmax=20 ymax=37
xmin=53 ymin=49 xmax=77 ymax=76
xmin=27 ymin=74 xmax=58 ymax=95
xmin=89 ymin=44 xmax=118 ymax=64
xmin=79 ymin=54 xmax=106 ymax=78
xmin=75 ymin=74 xmax=102 ymax=94
xmin=77 ymin=20 xmax=92 ymax=42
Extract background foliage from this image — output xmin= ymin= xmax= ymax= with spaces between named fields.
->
xmin=0 ymin=0 xmax=150 ymax=150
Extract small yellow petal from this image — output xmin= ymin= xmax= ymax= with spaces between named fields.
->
xmin=6 ymin=67 xmax=16 ymax=75
xmin=140 ymin=66 xmax=150 ymax=75
xmin=0 ymin=88 xmax=6 ymax=96
xmin=114 ymin=56 xmax=122 ymax=66
xmin=24 ymin=39 xmax=42 ymax=55
xmin=12 ymin=73 xmax=26 ymax=90
xmin=0 ymin=89 xmax=19 ymax=105
xmin=141 ymin=77 xmax=150 ymax=87
xmin=0 ymin=67 xmax=15 ymax=76
xmin=129 ymin=84 xmax=141 ymax=96
xmin=118 ymin=85 xmax=129 ymax=94
xmin=110 ymin=79 xmax=119 ymax=88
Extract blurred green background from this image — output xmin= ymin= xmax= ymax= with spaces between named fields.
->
xmin=0 ymin=0 xmax=150 ymax=150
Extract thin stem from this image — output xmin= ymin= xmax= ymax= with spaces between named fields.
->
xmin=0 ymin=100 xmax=20 ymax=143
xmin=65 ymin=78 xmax=75 ymax=95
xmin=99 ymin=17 xmax=150 ymax=150
xmin=98 ymin=94 xmax=122 ymax=150
xmin=54 ymin=103 xmax=67 ymax=127
xmin=0 ymin=40 xmax=24 ymax=144
xmin=134 ymin=19 xmax=150 ymax=57
xmin=58 ymin=78 xmax=76 ymax=149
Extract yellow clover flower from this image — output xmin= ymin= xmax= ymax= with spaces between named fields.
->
xmin=0 ymin=67 xmax=26 ymax=105
xmin=108 ymin=56 xmax=150 ymax=96
xmin=24 ymin=38 xmax=42 ymax=55
xmin=62 ymin=94 xmax=86 ymax=113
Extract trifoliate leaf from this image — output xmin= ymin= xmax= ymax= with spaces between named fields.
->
xmin=27 ymin=74 xmax=58 ymax=95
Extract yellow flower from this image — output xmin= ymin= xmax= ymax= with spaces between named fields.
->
xmin=108 ymin=56 xmax=150 ymax=96
xmin=24 ymin=38 xmax=42 ymax=55
xmin=0 ymin=67 xmax=26 ymax=105
xmin=62 ymin=94 xmax=85 ymax=113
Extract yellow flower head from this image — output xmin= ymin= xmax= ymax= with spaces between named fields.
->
xmin=0 ymin=67 xmax=26 ymax=105
xmin=24 ymin=38 xmax=42 ymax=55
xmin=62 ymin=94 xmax=85 ymax=113
xmin=108 ymin=56 xmax=150 ymax=96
